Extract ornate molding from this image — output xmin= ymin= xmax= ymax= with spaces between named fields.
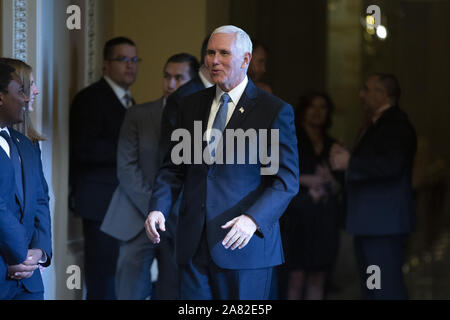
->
xmin=86 ymin=0 xmax=96 ymax=85
xmin=12 ymin=0 xmax=28 ymax=61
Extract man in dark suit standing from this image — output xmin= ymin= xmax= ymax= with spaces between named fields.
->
xmin=159 ymin=36 xmax=214 ymax=158
xmin=145 ymin=25 xmax=299 ymax=300
xmin=101 ymin=53 xmax=198 ymax=300
xmin=0 ymin=63 xmax=51 ymax=300
xmin=330 ymin=73 xmax=417 ymax=299
xmin=69 ymin=37 xmax=139 ymax=299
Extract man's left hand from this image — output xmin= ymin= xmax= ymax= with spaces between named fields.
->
xmin=7 ymin=249 xmax=43 ymax=280
xmin=23 ymin=249 xmax=43 ymax=266
xmin=221 ymin=215 xmax=257 ymax=250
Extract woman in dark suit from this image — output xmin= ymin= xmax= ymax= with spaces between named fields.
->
xmin=281 ymin=91 xmax=345 ymax=300
xmin=0 ymin=58 xmax=51 ymax=272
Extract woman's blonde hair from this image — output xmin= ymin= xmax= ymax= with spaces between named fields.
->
xmin=0 ymin=57 xmax=46 ymax=143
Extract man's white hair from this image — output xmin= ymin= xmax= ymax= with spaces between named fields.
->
xmin=211 ymin=25 xmax=253 ymax=57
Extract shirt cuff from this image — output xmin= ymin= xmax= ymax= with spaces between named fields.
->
xmin=38 ymin=249 xmax=47 ymax=265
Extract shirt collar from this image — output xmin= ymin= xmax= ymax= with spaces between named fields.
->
xmin=104 ymin=76 xmax=131 ymax=103
xmin=215 ymin=76 xmax=248 ymax=105
xmin=372 ymin=103 xmax=393 ymax=124
xmin=0 ymin=127 xmax=11 ymax=136
xmin=198 ymin=69 xmax=214 ymax=88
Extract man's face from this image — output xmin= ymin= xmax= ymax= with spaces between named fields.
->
xmin=359 ymin=75 xmax=388 ymax=113
xmin=103 ymin=44 xmax=138 ymax=89
xmin=29 ymin=72 xmax=40 ymax=112
xmin=249 ymin=46 xmax=267 ymax=82
xmin=0 ymin=73 xmax=28 ymax=126
xmin=163 ymin=62 xmax=192 ymax=99
xmin=205 ymin=33 xmax=251 ymax=91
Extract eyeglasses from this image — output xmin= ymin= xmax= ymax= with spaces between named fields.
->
xmin=108 ymin=56 xmax=142 ymax=64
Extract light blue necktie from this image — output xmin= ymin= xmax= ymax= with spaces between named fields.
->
xmin=210 ymin=93 xmax=231 ymax=157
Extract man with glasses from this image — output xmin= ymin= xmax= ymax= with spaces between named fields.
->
xmin=69 ymin=37 xmax=139 ymax=300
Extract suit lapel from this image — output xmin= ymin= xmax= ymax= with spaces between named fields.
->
xmin=0 ymin=148 xmax=16 ymax=197
xmin=352 ymin=107 xmax=397 ymax=153
xmin=0 ymin=136 xmax=23 ymax=209
xmin=199 ymin=87 xmax=216 ymax=152
xmin=100 ymin=78 xmax=127 ymax=112
xmin=210 ymin=80 xmax=259 ymax=166
xmin=155 ymin=97 xmax=165 ymax=122
xmin=0 ymin=144 xmax=10 ymax=161
xmin=352 ymin=125 xmax=371 ymax=153
xmin=225 ymin=80 xmax=258 ymax=131
xmin=147 ymin=97 xmax=165 ymax=136
xmin=9 ymin=130 xmax=30 ymax=214
xmin=200 ymin=86 xmax=216 ymax=125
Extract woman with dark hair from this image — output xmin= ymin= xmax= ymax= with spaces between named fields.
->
xmin=281 ymin=91 xmax=345 ymax=300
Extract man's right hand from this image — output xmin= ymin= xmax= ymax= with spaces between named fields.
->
xmin=145 ymin=211 xmax=166 ymax=244
xmin=8 ymin=261 xmax=39 ymax=280
xmin=330 ymin=143 xmax=350 ymax=171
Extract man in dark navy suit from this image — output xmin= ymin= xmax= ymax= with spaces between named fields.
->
xmin=69 ymin=37 xmax=138 ymax=299
xmin=0 ymin=63 xmax=51 ymax=300
xmin=330 ymin=73 xmax=417 ymax=299
xmin=145 ymin=25 xmax=299 ymax=300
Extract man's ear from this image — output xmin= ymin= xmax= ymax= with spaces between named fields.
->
xmin=0 ymin=92 xmax=4 ymax=106
xmin=241 ymin=52 xmax=252 ymax=69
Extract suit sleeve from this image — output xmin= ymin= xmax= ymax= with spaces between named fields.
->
xmin=0 ymin=196 xmax=28 ymax=265
xmin=348 ymin=120 xmax=417 ymax=182
xmin=116 ymin=109 xmax=154 ymax=217
xmin=245 ymin=104 xmax=300 ymax=237
xmin=69 ymin=92 xmax=117 ymax=165
xmin=159 ymin=94 xmax=179 ymax=162
xmin=30 ymin=143 xmax=52 ymax=267
xmin=149 ymin=102 xmax=186 ymax=220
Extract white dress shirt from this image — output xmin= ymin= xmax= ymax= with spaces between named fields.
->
xmin=104 ymin=76 xmax=133 ymax=108
xmin=206 ymin=76 xmax=248 ymax=142
xmin=0 ymin=127 xmax=11 ymax=158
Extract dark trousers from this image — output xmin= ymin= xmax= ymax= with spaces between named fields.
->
xmin=82 ymin=219 xmax=119 ymax=300
xmin=179 ymin=232 xmax=272 ymax=300
xmin=154 ymin=232 xmax=179 ymax=299
xmin=116 ymin=230 xmax=155 ymax=300
xmin=354 ymin=235 xmax=408 ymax=300
xmin=115 ymin=230 xmax=179 ymax=300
